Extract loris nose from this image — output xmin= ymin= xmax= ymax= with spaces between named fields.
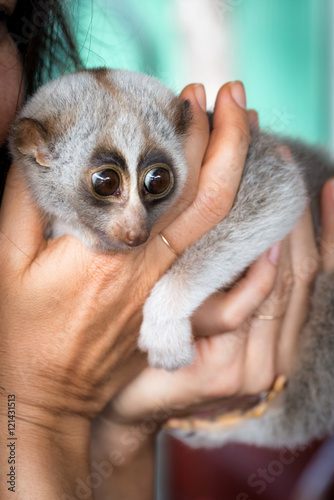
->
xmin=124 ymin=229 xmax=150 ymax=247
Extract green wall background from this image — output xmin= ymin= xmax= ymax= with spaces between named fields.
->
xmin=231 ymin=0 xmax=331 ymax=146
xmin=73 ymin=0 xmax=332 ymax=147
xmin=74 ymin=0 xmax=183 ymax=86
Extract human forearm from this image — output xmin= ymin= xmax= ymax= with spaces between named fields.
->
xmin=0 ymin=411 xmax=91 ymax=500
xmin=90 ymin=417 xmax=156 ymax=500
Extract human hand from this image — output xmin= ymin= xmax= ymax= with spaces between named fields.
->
xmin=92 ymin=205 xmax=316 ymax=427
xmin=0 ymin=80 xmax=251 ymax=499
xmin=93 ymin=116 xmax=323 ymax=432
xmin=92 ymin=174 xmax=334 ymax=434
xmin=0 ymin=81 xmax=250 ymax=430
xmin=89 ymin=204 xmax=319 ymax=500
xmin=89 ymin=112 xmax=334 ymax=500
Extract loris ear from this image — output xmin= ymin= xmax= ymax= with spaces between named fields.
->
xmin=172 ymin=98 xmax=193 ymax=136
xmin=12 ymin=117 xmax=51 ymax=167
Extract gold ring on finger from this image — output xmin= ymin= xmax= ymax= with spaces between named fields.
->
xmin=252 ymin=313 xmax=285 ymax=321
xmin=159 ymin=232 xmax=178 ymax=256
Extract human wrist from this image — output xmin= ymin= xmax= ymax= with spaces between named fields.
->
xmin=90 ymin=417 xmax=158 ymax=500
xmin=91 ymin=416 xmax=158 ymax=467
xmin=0 ymin=404 xmax=91 ymax=499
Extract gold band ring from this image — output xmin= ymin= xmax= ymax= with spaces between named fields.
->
xmin=159 ymin=232 xmax=178 ymax=256
xmin=253 ymin=313 xmax=285 ymax=320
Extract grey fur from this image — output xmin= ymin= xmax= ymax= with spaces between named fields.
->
xmin=175 ymin=271 xmax=334 ymax=449
xmin=9 ymin=69 xmax=189 ymax=251
xmin=9 ymin=68 xmax=334 ymax=448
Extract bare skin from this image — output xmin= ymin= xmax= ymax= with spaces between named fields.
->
xmin=0 ymin=80 xmax=256 ymax=499
xmin=1 ymin=4 xmax=334 ymax=497
xmin=0 ymin=0 xmax=23 ymax=144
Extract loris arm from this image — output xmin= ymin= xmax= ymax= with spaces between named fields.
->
xmin=139 ymin=131 xmax=307 ymax=370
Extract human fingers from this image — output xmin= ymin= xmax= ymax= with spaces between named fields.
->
xmin=0 ymin=163 xmax=45 ymax=270
xmin=191 ymin=241 xmax=282 ymax=336
xmin=242 ymin=240 xmax=292 ymax=394
xmin=153 ymin=81 xmax=250 ymax=264
xmin=102 ymin=246 xmax=288 ymax=423
xmin=103 ymin=327 xmax=249 ymax=423
xmin=277 ymin=206 xmax=318 ymax=374
xmin=192 ymin=239 xmax=288 ymax=397
xmin=320 ymin=178 xmax=334 ymax=272
xmin=94 ymin=184 xmax=317 ymax=431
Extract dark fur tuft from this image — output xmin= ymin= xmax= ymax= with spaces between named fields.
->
xmin=172 ymin=98 xmax=193 ymax=136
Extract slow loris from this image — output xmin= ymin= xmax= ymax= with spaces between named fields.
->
xmin=9 ymin=68 xmax=334 ymax=449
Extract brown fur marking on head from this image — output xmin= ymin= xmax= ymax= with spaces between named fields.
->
xmin=13 ymin=118 xmax=51 ymax=166
xmin=171 ymin=98 xmax=193 ymax=136
xmin=42 ymin=109 xmax=77 ymax=138
xmin=89 ymin=67 xmax=123 ymax=101
xmin=13 ymin=107 xmax=78 ymax=166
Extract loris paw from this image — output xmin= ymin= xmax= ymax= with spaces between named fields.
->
xmin=138 ymin=317 xmax=195 ymax=371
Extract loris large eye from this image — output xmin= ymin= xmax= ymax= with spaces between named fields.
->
xmin=143 ymin=165 xmax=173 ymax=197
xmin=91 ymin=168 xmax=120 ymax=197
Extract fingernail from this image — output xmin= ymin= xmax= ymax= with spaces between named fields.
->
xmin=267 ymin=241 xmax=282 ymax=266
xmin=231 ymin=81 xmax=246 ymax=109
xmin=193 ymin=83 xmax=206 ymax=112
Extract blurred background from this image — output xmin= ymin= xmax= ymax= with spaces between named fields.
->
xmin=71 ymin=0 xmax=333 ymax=149
xmin=67 ymin=0 xmax=334 ymax=498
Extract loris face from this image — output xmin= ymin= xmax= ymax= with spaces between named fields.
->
xmin=9 ymin=68 xmax=192 ymax=252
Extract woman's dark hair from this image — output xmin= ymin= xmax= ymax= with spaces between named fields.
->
xmin=0 ymin=0 xmax=82 ymax=200
xmin=9 ymin=0 xmax=82 ymax=97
